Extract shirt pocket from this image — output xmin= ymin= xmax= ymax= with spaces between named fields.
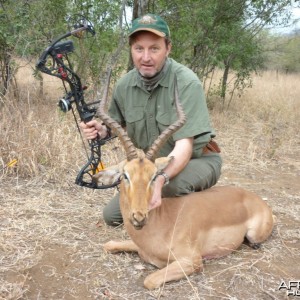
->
xmin=155 ymin=111 xmax=175 ymax=155
xmin=156 ymin=111 xmax=172 ymax=133
xmin=125 ymin=109 xmax=148 ymax=150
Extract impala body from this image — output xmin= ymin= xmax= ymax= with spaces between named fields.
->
xmin=95 ymin=155 xmax=274 ymax=289
xmin=95 ymin=76 xmax=274 ymax=290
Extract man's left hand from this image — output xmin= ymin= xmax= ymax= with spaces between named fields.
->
xmin=148 ymin=176 xmax=164 ymax=210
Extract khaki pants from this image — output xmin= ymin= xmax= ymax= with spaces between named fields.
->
xmin=103 ymin=152 xmax=222 ymax=226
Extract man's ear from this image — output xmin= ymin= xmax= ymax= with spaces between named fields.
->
xmin=154 ymin=156 xmax=174 ymax=172
xmin=166 ymin=42 xmax=172 ymax=56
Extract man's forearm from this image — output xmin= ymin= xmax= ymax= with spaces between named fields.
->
xmin=163 ymin=137 xmax=193 ymax=179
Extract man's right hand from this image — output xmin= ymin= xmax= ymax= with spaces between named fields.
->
xmin=79 ymin=120 xmax=108 ymax=140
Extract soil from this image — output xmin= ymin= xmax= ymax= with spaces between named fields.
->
xmin=1 ymin=128 xmax=300 ymax=300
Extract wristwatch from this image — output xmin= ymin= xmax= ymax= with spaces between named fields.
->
xmin=157 ymin=171 xmax=170 ymax=186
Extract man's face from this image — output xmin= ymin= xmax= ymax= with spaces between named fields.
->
xmin=131 ymin=31 xmax=171 ymax=78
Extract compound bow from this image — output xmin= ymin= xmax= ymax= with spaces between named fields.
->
xmin=36 ymin=16 xmax=119 ymax=189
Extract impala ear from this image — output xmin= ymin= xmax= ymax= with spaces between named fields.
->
xmin=154 ymin=156 xmax=174 ymax=172
xmin=92 ymin=160 xmax=127 ymax=185
xmin=92 ymin=167 xmax=120 ymax=186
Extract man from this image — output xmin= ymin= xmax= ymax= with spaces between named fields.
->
xmin=81 ymin=14 xmax=222 ymax=226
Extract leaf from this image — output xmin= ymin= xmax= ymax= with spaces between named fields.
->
xmin=7 ymin=159 xmax=18 ymax=167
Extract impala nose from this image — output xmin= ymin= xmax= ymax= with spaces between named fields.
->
xmin=131 ymin=212 xmax=147 ymax=230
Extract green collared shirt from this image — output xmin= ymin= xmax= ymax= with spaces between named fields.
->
xmin=108 ymin=58 xmax=215 ymax=158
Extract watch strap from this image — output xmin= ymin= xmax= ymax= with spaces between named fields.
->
xmin=156 ymin=171 xmax=170 ymax=186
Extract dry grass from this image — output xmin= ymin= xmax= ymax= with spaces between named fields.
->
xmin=0 ymin=65 xmax=299 ymax=299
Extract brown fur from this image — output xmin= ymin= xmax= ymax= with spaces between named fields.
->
xmin=95 ymin=156 xmax=274 ymax=290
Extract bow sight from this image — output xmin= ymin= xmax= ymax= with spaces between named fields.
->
xmin=36 ymin=16 xmax=119 ymax=189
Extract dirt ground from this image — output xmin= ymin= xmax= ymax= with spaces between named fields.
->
xmin=1 ymin=117 xmax=300 ymax=300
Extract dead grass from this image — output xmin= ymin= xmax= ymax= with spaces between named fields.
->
xmin=0 ymin=65 xmax=299 ymax=299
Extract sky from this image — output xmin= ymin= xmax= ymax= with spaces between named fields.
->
xmin=272 ymin=5 xmax=300 ymax=34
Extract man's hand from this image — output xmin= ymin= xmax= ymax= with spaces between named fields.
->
xmin=148 ymin=174 xmax=165 ymax=210
xmin=148 ymin=138 xmax=194 ymax=211
xmin=79 ymin=120 xmax=108 ymax=140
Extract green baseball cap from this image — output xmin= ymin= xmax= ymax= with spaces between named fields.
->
xmin=129 ymin=14 xmax=170 ymax=38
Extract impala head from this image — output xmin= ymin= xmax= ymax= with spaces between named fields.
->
xmin=93 ymin=152 xmax=173 ymax=229
xmin=121 ymin=154 xmax=173 ymax=229
xmin=95 ymin=70 xmax=186 ymax=230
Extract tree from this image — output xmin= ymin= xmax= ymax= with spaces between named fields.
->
xmin=0 ymin=0 xmax=298 ymax=109
xmin=263 ymin=31 xmax=300 ymax=72
xmin=149 ymin=0 xmax=298 ymax=108
xmin=0 ymin=0 xmax=68 ymax=97
xmin=0 ymin=0 xmax=129 ymax=99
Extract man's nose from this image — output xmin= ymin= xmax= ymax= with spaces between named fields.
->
xmin=142 ymin=50 xmax=151 ymax=61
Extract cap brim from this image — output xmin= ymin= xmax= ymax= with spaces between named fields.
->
xmin=129 ymin=28 xmax=166 ymax=37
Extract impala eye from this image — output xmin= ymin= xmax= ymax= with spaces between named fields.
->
xmin=122 ymin=172 xmax=130 ymax=181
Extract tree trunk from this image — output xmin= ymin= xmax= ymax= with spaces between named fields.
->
xmin=133 ymin=0 xmax=149 ymax=19
xmin=1 ymin=53 xmax=12 ymax=96
xmin=128 ymin=0 xmax=150 ymax=71
xmin=221 ymin=60 xmax=230 ymax=108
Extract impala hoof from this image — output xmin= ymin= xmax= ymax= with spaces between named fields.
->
xmin=103 ymin=241 xmax=119 ymax=253
xmin=249 ymin=242 xmax=261 ymax=249
xmin=144 ymin=274 xmax=161 ymax=290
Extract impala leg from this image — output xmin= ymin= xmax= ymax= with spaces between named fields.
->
xmin=246 ymin=212 xmax=274 ymax=247
xmin=103 ymin=239 xmax=139 ymax=253
xmin=144 ymin=257 xmax=203 ymax=290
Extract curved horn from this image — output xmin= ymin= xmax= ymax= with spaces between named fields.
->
xmin=146 ymin=77 xmax=186 ymax=161
xmin=97 ymin=69 xmax=138 ymax=161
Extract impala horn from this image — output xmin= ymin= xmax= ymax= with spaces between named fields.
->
xmin=96 ymin=69 xmax=138 ymax=161
xmin=145 ymin=76 xmax=186 ymax=161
